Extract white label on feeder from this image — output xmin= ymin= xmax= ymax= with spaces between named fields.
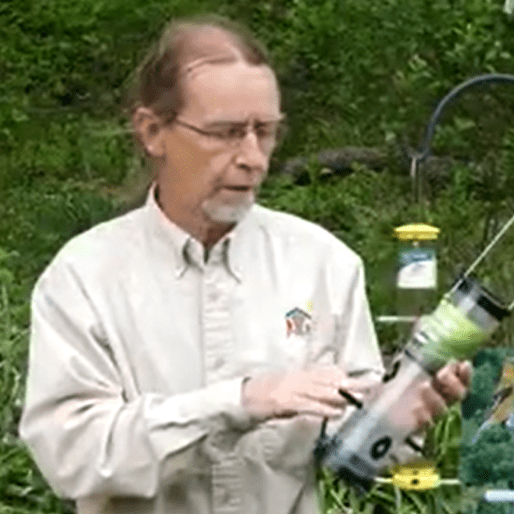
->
xmin=397 ymin=248 xmax=436 ymax=289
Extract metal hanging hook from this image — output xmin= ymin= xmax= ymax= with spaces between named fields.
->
xmin=415 ymin=74 xmax=514 ymax=164
xmin=412 ymin=74 xmax=514 ymax=216
xmin=413 ymin=73 xmax=514 ymax=309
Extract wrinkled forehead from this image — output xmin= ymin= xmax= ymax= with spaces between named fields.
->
xmin=182 ymin=61 xmax=280 ymax=121
xmin=172 ymin=26 xmax=279 ymax=117
xmin=175 ymin=30 xmax=279 ymax=120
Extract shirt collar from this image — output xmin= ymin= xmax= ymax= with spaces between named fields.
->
xmin=144 ymin=183 xmax=245 ymax=281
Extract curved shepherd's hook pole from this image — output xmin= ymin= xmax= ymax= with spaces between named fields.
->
xmin=410 ymin=73 xmax=514 ymax=210
xmin=417 ymin=73 xmax=514 ymax=161
xmin=412 ymin=73 xmax=514 ymax=304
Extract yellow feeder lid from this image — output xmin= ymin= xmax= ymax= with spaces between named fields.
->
xmin=390 ymin=461 xmax=440 ymax=490
xmin=394 ymin=223 xmax=440 ymax=241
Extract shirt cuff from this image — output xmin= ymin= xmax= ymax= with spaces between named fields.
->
xmin=211 ymin=377 xmax=253 ymax=426
xmin=190 ymin=377 xmax=257 ymax=431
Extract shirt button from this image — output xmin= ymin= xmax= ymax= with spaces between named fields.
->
xmin=221 ymin=488 xmax=231 ymax=505
xmin=214 ymin=356 xmax=225 ymax=369
xmin=207 ymin=289 xmax=220 ymax=302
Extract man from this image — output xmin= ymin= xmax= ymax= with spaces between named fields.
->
xmin=19 ymin=17 xmax=469 ymax=514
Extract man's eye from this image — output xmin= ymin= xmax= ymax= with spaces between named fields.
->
xmin=256 ymin=126 xmax=275 ymax=138
xmin=213 ymin=126 xmax=246 ymax=139
xmin=227 ymin=126 xmax=246 ymax=139
xmin=256 ymin=124 xmax=278 ymax=139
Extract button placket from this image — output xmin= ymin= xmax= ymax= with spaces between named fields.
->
xmin=202 ymin=262 xmax=232 ymax=384
xmin=212 ymin=457 xmax=243 ymax=514
xmin=201 ymin=253 xmax=242 ymax=514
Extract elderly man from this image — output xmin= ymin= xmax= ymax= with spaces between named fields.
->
xmin=19 ymin=16 xmax=469 ymax=514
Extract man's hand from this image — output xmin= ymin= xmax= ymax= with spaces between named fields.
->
xmin=433 ymin=359 xmax=471 ymax=406
xmin=241 ymin=361 xmax=471 ymax=428
xmin=411 ymin=360 xmax=472 ymax=431
xmin=241 ymin=366 xmax=378 ymax=422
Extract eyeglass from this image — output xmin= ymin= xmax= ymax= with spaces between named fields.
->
xmin=172 ymin=115 xmax=286 ymax=152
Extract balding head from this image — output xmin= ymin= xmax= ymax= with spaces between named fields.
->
xmin=176 ymin=25 xmax=247 ymax=74
xmin=128 ymin=16 xmax=275 ymax=123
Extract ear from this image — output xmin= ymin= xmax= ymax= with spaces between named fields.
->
xmin=132 ymin=107 xmax=167 ymax=159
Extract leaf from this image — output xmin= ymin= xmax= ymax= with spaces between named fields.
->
xmin=0 ymin=269 xmax=14 ymax=286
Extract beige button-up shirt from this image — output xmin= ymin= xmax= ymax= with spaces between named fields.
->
xmin=20 ymin=187 xmax=384 ymax=514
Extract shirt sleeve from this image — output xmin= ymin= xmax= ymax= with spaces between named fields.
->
xmin=19 ymin=260 xmax=253 ymax=500
xmin=334 ymin=251 xmax=385 ymax=379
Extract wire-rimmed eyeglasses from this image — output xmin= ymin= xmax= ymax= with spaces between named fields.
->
xmin=172 ymin=115 xmax=286 ymax=153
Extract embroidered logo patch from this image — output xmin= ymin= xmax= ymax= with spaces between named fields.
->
xmin=285 ymin=307 xmax=312 ymax=337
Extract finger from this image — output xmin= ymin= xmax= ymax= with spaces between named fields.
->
xmin=338 ymin=378 xmax=380 ymax=405
xmin=456 ymin=360 xmax=472 ymax=388
xmin=307 ymin=370 xmax=379 ymax=406
xmin=333 ymin=377 xmax=380 ymax=405
xmin=340 ymin=376 xmax=381 ymax=390
xmin=292 ymin=396 xmax=345 ymax=418
xmin=413 ymin=405 xmax=435 ymax=431
xmin=297 ymin=384 xmax=349 ymax=408
xmin=420 ymin=381 xmax=448 ymax=418
xmin=308 ymin=366 xmax=379 ymax=390
xmin=437 ymin=360 xmax=470 ymax=385
xmin=435 ymin=361 xmax=458 ymax=380
xmin=434 ymin=364 xmax=468 ymax=402
xmin=300 ymin=380 xmax=375 ymax=409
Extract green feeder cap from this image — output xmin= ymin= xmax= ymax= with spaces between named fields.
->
xmin=394 ymin=223 xmax=440 ymax=241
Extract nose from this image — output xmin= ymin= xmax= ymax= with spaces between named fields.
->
xmin=234 ymin=131 xmax=269 ymax=174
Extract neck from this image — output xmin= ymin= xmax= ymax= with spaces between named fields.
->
xmin=202 ymin=222 xmax=235 ymax=250
xmin=155 ymin=186 xmax=235 ymax=250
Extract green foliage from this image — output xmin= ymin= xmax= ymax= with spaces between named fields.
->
xmin=0 ymin=180 xmax=116 ymax=291
xmin=462 ymin=362 xmax=500 ymax=420
xmin=426 ymin=404 xmax=463 ymax=479
xmin=460 ymin=348 xmax=514 ymax=512
xmin=2 ymin=0 xmax=514 ymax=183
xmin=474 ymin=349 xmax=506 ymax=373
xmin=460 ymin=425 xmax=514 ymax=487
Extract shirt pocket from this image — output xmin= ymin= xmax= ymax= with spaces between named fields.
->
xmin=250 ymin=417 xmax=321 ymax=478
xmin=267 ymin=332 xmax=312 ymax=370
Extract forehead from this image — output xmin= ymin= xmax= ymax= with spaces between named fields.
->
xmin=181 ymin=62 xmax=281 ymax=121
